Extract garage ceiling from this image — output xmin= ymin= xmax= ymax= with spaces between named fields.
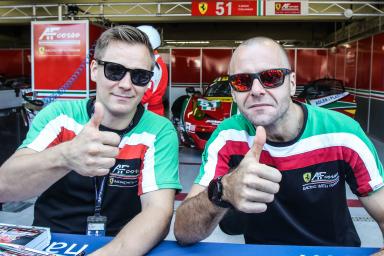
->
xmin=0 ymin=1 xmax=382 ymax=48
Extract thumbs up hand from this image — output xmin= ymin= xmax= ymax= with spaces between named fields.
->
xmin=63 ymin=102 xmax=121 ymax=177
xmin=88 ymin=101 xmax=104 ymax=129
xmin=220 ymin=126 xmax=282 ymax=213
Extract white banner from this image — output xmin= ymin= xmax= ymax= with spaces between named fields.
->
xmin=309 ymin=92 xmax=349 ymax=107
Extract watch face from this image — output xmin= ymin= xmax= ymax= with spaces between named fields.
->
xmin=208 ymin=178 xmax=219 ymax=202
xmin=208 ymin=177 xmax=233 ymax=208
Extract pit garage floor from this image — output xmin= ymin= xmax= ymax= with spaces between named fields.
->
xmin=0 ymin=137 xmax=383 ymax=248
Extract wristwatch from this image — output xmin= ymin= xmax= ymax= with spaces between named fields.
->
xmin=207 ymin=176 xmax=233 ymax=208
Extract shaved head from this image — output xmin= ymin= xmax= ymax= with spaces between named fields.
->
xmin=228 ymin=36 xmax=297 ymax=130
xmin=229 ymin=37 xmax=291 ymax=74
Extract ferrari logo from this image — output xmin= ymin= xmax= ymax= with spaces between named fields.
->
xmin=303 ymin=172 xmax=312 ymax=183
xmin=199 ymin=2 xmax=208 ymax=15
xmin=275 ymin=3 xmax=281 ymax=11
xmin=38 ymin=46 xmax=45 ymax=55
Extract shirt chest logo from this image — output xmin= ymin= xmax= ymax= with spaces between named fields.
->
xmin=109 ymin=159 xmax=141 ymax=188
xmin=302 ymin=171 xmax=340 ymax=191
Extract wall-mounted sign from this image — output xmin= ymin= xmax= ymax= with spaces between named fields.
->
xmin=192 ymin=1 xmax=259 ymax=16
xmin=32 ymin=21 xmax=88 ymax=97
xmin=266 ymin=1 xmax=308 ymax=15
xmin=32 ymin=21 xmax=104 ymax=102
xmin=192 ymin=1 xmax=308 ymax=16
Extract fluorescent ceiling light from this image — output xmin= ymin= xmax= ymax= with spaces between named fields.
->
xmin=165 ymin=41 xmax=210 ymax=44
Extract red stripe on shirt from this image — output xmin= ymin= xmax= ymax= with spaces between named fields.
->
xmin=47 ymin=127 xmax=76 ymax=148
xmin=118 ymin=144 xmax=148 ymax=159
xmin=215 ymin=141 xmax=372 ymax=196
xmin=261 ymin=146 xmax=372 ymax=195
xmin=215 ymin=141 xmax=249 ymax=178
xmin=121 ymin=144 xmax=148 ymax=196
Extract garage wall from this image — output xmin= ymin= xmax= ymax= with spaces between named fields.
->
xmin=369 ymin=34 xmax=384 ymax=140
xmin=0 ymin=49 xmax=30 ymax=78
xmin=295 ymin=49 xmax=328 ymax=85
xmin=287 ymin=49 xmax=295 ymax=71
xmin=327 ymin=32 xmax=384 ymax=141
xmin=168 ymin=47 xmax=329 ymax=106
xmin=169 ymin=48 xmax=202 ymax=108
xmin=202 ymin=49 xmax=232 ymax=85
xmin=335 ymin=47 xmax=346 ymax=82
xmin=355 ymin=37 xmax=371 ymax=132
xmin=344 ymin=42 xmax=357 ymax=93
xmin=168 ymin=48 xmax=233 ymax=112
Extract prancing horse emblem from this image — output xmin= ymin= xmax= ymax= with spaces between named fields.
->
xmin=199 ymin=2 xmax=208 ymax=15
xmin=303 ymin=172 xmax=312 ymax=183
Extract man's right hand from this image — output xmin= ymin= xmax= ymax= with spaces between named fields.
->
xmin=222 ymin=126 xmax=282 ymax=213
xmin=371 ymin=249 xmax=384 ymax=256
xmin=63 ymin=102 xmax=120 ymax=177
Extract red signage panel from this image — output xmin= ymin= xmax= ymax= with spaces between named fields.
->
xmin=32 ymin=21 xmax=87 ymax=98
xmin=192 ymin=1 xmax=257 ymax=16
xmin=274 ymin=2 xmax=301 ymax=14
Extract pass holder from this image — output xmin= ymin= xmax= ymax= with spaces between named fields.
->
xmin=86 ymin=214 xmax=107 ymax=236
xmin=86 ymin=176 xmax=107 ymax=236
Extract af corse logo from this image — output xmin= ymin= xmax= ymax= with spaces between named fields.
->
xmin=39 ymin=27 xmax=80 ymax=41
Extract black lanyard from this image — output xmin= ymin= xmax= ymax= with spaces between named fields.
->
xmin=87 ymin=100 xmax=145 ymax=216
xmin=94 ymin=177 xmax=106 ymax=215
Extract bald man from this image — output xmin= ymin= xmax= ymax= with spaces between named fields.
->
xmin=174 ymin=37 xmax=384 ymax=247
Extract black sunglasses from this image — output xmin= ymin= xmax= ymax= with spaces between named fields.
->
xmin=228 ymin=68 xmax=292 ymax=92
xmin=96 ymin=59 xmax=153 ymax=87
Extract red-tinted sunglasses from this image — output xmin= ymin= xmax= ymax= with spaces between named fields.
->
xmin=228 ymin=68 xmax=292 ymax=92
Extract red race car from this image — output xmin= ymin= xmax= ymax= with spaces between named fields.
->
xmin=171 ymin=76 xmax=237 ymax=150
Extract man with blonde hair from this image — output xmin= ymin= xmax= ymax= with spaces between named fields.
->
xmin=0 ymin=25 xmax=181 ymax=255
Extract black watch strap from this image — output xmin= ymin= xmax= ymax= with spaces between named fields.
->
xmin=208 ymin=176 xmax=233 ymax=208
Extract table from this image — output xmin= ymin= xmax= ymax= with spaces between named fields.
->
xmin=47 ymin=233 xmax=380 ymax=256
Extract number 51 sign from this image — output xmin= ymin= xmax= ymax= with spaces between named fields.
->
xmin=192 ymin=1 xmax=258 ymax=16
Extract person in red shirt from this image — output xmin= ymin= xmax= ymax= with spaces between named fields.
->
xmin=138 ymin=25 xmax=168 ymax=116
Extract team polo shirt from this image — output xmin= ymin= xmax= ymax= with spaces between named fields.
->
xmin=196 ymin=103 xmax=384 ymax=246
xmin=19 ymin=99 xmax=181 ymax=235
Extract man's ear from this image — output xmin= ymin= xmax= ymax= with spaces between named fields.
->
xmin=90 ymin=59 xmax=98 ymax=82
xmin=289 ymin=72 xmax=296 ymax=97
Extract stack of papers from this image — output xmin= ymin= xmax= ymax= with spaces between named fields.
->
xmin=0 ymin=223 xmax=51 ymax=251
xmin=0 ymin=242 xmax=57 ymax=255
